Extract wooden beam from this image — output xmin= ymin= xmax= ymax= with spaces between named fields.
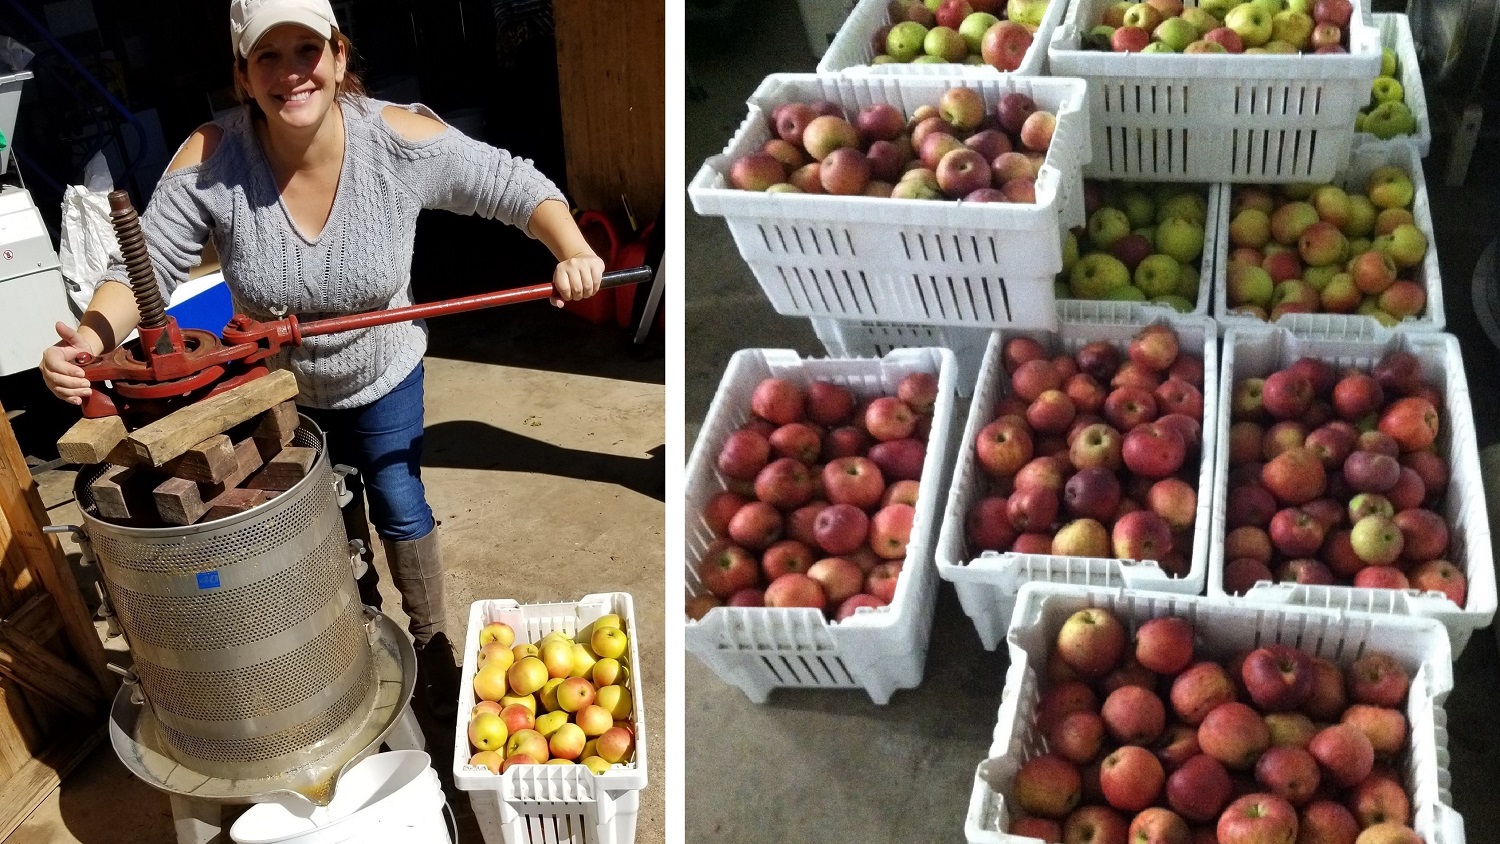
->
xmin=0 ymin=723 xmax=105 ymax=842
xmin=4 ymin=594 xmax=60 ymax=646
xmin=153 ymin=477 xmax=207 ymax=526
xmin=161 ymin=434 xmax=237 ymax=484
xmin=0 ymin=676 xmax=41 ymax=777
xmin=246 ymin=446 xmax=316 ymax=492
xmin=201 ymin=438 xmax=265 ymax=502
xmin=54 ymin=415 xmax=128 ymax=466
xmin=253 ymin=400 xmax=301 ymax=452
xmin=123 ymin=369 xmax=299 ymax=467
xmin=0 ymin=622 xmax=100 ymax=717
xmin=201 ymin=488 xmax=273 ymax=522
xmin=0 ymin=400 xmax=115 ymax=696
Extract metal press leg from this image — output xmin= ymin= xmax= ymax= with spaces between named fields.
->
xmin=168 ymin=794 xmax=225 ymax=844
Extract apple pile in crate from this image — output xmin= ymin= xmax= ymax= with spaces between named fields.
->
xmin=965 ymin=326 xmax=1204 ymax=570
xmin=730 ymin=89 xmax=1058 ymax=202
xmin=689 ymin=373 xmax=940 ymax=621
xmin=1227 ymin=167 xmax=1428 ymax=324
xmin=1084 ymin=0 xmax=1354 ymax=54
xmin=874 ymin=0 xmax=1047 ymax=70
xmin=464 ymin=619 xmax=636 ymax=775
xmin=1222 ymin=351 xmax=1464 ymax=603
xmin=1009 ymin=607 xmax=1424 ymax=844
xmin=1058 ymin=180 xmax=1209 ymax=312
xmin=1357 ymin=48 xmax=1418 ymax=140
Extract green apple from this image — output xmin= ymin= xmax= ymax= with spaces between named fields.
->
xmin=1055 ymin=279 xmax=1072 ymax=299
xmin=1156 ymin=191 xmax=1207 ymax=226
xmin=1198 ymin=0 xmax=1237 ymax=19
xmin=1135 ymin=254 xmax=1183 ymax=297
xmin=1228 ymin=263 xmax=1275 ymax=308
xmin=1225 ymin=5 xmax=1274 ymax=47
xmin=1370 ymin=77 xmax=1404 ymax=107
xmin=1261 ymin=39 xmax=1298 ymax=53
xmin=1007 ymin=0 xmax=1050 ymax=26
xmin=1377 ymin=223 xmax=1427 ymax=269
xmin=1106 ymin=284 xmax=1148 ymax=301
xmin=1270 ymin=9 xmax=1313 ymax=50
xmin=924 ymin=0 xmax=944 ymax=11
xmin=1070 ymin=253 xmax=1132 ymax=298
xmin=1119 ymin=189 xmax=1156 ymax=229
xmin=891 ymin=177 xmax=945 ymax=199
xmin=871 ymin=54 xmax=902 ymax=64
xmin=1155 ymin=16 xmax=1199 ymax=51
xmin=1176 ymin=263 xmax=1200 ymax=298
xmin=959 ymin=12 xmax=1001 ymax=52
xmin=1286 ymin=0 xmax=1312 ymax=11
xmin=1249 ymin=0 xmax=1284 ymax=14
xmin=964 ymin=53 xmax=987 ymax=63
xmin=1342 ymin=195 xmax=1377 ymax=238
xmin=1380 ymin=47 xmax=1398 ymax=78
xmin=887 ymin=21 xmax=930 ymax=61
xmin=1087 ymin=207 xmax=1133 ymax=250
xmin=1152 ymin=294 xmax=1195 ymax=312
xmin=1280 ymin=182 xmax=1318 ymax=200
xmin=1142 ymin=41 xmax=1176 ymax=53
xmin=1366 ymin=166 xmax=1415 ymax=210
xmin=1180 ymin=7 xmax=1220 ymax=34
xmin=1355 ymin=111 xmax=1368 ymax=133
xmin=1303 ymin=264 xmax=1338 ymax=292
xmin=1363 ymin=101 xmax=1416 ymax=140
xmin=913 ymin=54 xmax=950 ymax=62
xmin=1062 ymin=229 xmax=1080 ymax=273
xmin=1089 ymin=25 xmax=1118 ymax=49
xmin=924 ymin=25 xmax=968 ymax=60
xmin=1156 ymin=217 xmax=1205 ymax=263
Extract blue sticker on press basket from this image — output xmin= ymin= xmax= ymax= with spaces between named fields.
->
xmin=197 ymin=571 xmax=222 ymax=590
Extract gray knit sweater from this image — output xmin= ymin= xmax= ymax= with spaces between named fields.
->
xmin=100 ymin=97 xmax=566 ymax=409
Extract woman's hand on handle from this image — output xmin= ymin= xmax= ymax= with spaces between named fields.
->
xmin=40 ymin=322 xmax=99 ymax=405
xmin=550 ymin=253 xmax=606 ymax=307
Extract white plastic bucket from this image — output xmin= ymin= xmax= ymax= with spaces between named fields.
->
xmin=230 ymin=750 xmax=452 ymax=844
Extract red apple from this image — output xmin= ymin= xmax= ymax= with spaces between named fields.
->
xmin=697 ymin=542 xmax=760 ymax=598
xmin=1102 ymin=684 xmax=1167 ymax=745
xmin=1167 ymin=753 xmax=1234 ymax=823
xmin=1015 ymin=753 xmax=1084 ymax=819
xmin=822 ymin=456 xmax=886 ymax=509
xmin=1408 ymin=559 xmax=1467 ymax=606
xmin=763 ymin=572 xmax=826 ymax=609
xmin=761 ymin=539 xmax=815 ymax=581
xmin=865 ymin=561 xmax=902 ymax=603
xmin=1171 ymin=662 xmax=1238 ymax=725
xmin=1217 ymin=794 xmax=1299 ymax=844
xmin=1198 ymin=702 xmax=1271 ymax=769
xmin=718 ymin=429 xmax=772 ymax=480
xmin=1254 ymin=745 xmax=1322 ymax=806
xmin=1100 ymin=745 xmax=1165 ymax=812
xmin=1135 ymin=616 xmax=1195 ymax=675
xmin=1241 ymin=644 xmax=1314 ymax=713
xmin=1056 ymin=606 xmax=1127 ymax=679
xmin=1308 ymin=724 xmax=1374 ymax=788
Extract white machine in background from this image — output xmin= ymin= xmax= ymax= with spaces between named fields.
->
xmin=0 ymin=184 xmax=72 ymax=376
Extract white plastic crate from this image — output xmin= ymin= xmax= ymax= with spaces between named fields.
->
xmin=1207 ymin=326 xmax=1496 ymax=658
xmin=935 ymin=313 xmax=1218 ymax=651
xmin=1355 ymin=14 xmax=1430 ymax=157
xmin=964 ymin=582 xmax=1462 ymax=844
xmin=810 ymin=316 xmax=992 ymax=396
xmin=1053 ymin=179 xmax=1221 ymax=320
xmin=817 ymin=0 xmax=1064 ymax=76
xmin=1048 ymin=0 xmax=1382 ymax=182
xmin=1212 ymin=139 xmax=1445 ymax=335
xmin=800 ymin=0 xmax=863 ymax=58
xmin=684 ymin=347 xmax=958 ymax=704
xmin=689 ymin=73 xmax=1090 ymax=328
xmin=453 ymin=593 xmax=648 ymax=844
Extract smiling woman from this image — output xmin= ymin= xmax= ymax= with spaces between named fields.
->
xmin=37 ymin=0 xmax=611 ymax=730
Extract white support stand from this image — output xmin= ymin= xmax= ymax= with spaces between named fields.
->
xmin=165 ymin=702 xmax=423 ymax=844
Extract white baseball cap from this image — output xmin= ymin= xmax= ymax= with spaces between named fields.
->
xmin=230 ymin=0 xmax=338 ymax=57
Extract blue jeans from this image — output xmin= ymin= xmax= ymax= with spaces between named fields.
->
xmin=300 ymin=362 xmax=435 ymax=542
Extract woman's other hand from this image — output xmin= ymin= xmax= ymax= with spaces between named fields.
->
xmin=550 ymin=253 xmax=606 ymax=307
xmin=40 ymin=322 xmax=99 ymax=406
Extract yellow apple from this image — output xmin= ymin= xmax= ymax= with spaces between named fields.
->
xmin=591 ymin=657 xmax=623 ymax=687
xmin=613 ymin=719 xmax=633 ymax=734
xmin=596 ymin=684 xmax=632 ymax=720
xmin=477 ymin=641 xmax=515 ymax=672
xmin=556 ymin=677 xmax=597 ymax=713
xmin=472 ymin=662 xmax=510 ymax=702
xmin=501 ymin=753 xmax=540 ymax=772
xmin=575 ymin=704 xmax=613 ymax=737
xmin=545 ymin=758 xmax=574 ymax=765
xmin=581 ymin=756 xmax=612 ymax=775
xmin=511 ymin=642 xmax=540 ymax=661
xmin=508 ymin=656 xmax=549 ymax=696
xmin=596 ymin=726 xmax=634 ymax=764
xmin=582 ymin=739 xmax=599 ymax=759
xmin=591 ymin=614 xmax=623 ymax=631
xmin=549 ymin=722 xmax=588 ymax=760
xmin=470 ymin=700 xmax=503 ymax=719
xmin=590 ymin=627 xmax=627 ymax=660
xmin=539 ymin=640 xmax=575 ymax=679
xmin=538 ymin=677 xmax=566 ymax=712
xmin=479 ymin=621 xmax=515 ymax=648
xmin=467 ymin=712 xmax=509 ymax=752
xmin=534 ymin=710 xmax=570 ymax=739
xmin=468 ymin=750 xmax=503 ymax=773
xmin=505 ymin=728 xmax=550 ymax=763
xmin=569 ymin=643 xmax=598 ymax=679
xmin=500 ymin=693 xmax=536 ymax=714
xmin=499 ymin=703 xmax=534 ymax=734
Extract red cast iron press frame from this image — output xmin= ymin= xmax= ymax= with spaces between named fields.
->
xmin=77 ymin=191 xmax=653 ymax=421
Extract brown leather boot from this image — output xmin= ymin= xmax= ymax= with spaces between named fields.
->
xmin=382 ymin=531 xmax=459 ymax=720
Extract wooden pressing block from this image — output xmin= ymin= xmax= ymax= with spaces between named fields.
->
xmin=56 ymin=416 xmax=131 ymax=466
xmin=152 ymin=478 xmax=207 ymax=526
xmin=200 ymin=438 xmax=265 ymax=502
xmin=124 ymin=370 xmax=299 ymax=467
xmin=253 ymin=401 xmax=301 ymax=451
xmin=200 ymin=488 xmax=273 ymax=522
xmin=245 ymin=447 xmax=316 ymax=492
xmin=88 ymin=465 xmax=139 ymax=521
xmin=160 ymin=435 xmax=237 ymax=484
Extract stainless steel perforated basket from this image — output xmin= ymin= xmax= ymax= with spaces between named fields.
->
xmin=75 ymin=415 xmax=376 ymax=781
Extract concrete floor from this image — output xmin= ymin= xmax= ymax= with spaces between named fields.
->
xmin=685 ymin=3 xmax=1500 ymax=842
xmin=0 ymin=296 xmax=664 ymax=843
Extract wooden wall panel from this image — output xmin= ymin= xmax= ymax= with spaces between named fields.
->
xmin=554 ymin=0 xmax=665 ymax=225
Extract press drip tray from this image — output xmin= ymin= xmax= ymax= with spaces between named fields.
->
xmin=109 ymin=609 xmax=417 ymax=806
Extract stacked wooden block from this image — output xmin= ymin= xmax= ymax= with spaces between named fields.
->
xmin=56 ymin=371 xmax=320 ymax=527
